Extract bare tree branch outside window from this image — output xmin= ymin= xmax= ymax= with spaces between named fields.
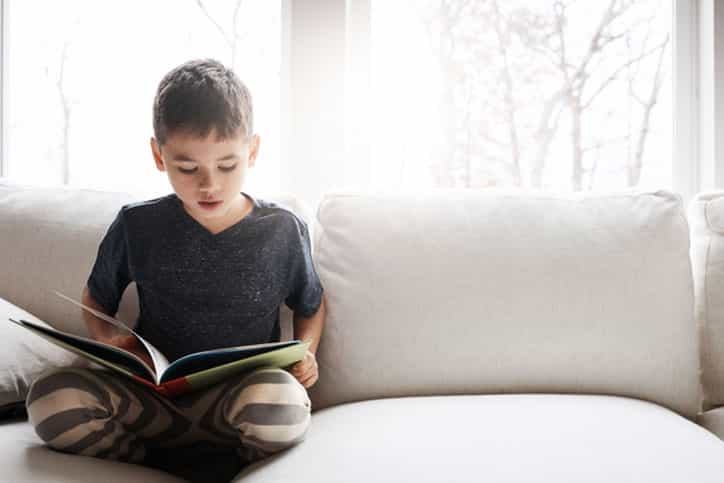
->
xmin=56 ymin=41 xmax=71 ymax=185
xmin=55 ymin=16 xmax=80 ymax=185
xmin=194 ymin=0 xmax=246 ymax=71
xmin=413 ymin=0 xmax=670 ymax=191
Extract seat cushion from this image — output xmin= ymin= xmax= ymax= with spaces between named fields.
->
xmin=234 ymin=394 xmax=724 ymax=483
xmin=0 ymin=420 xmax=185 ymax=483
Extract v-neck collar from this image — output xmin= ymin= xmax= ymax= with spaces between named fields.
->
xmin=171 ymin=192 xmax=260 ymax=238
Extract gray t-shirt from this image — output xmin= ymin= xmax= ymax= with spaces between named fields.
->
xmin=87 ymin=192 xmax=323 ymax=362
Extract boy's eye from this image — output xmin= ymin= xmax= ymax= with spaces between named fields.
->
xmin=176 ymin=163 xmax=237 ymax=174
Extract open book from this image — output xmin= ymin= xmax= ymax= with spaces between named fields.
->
xmin=8 ymin=292 xmax=311 ymax=398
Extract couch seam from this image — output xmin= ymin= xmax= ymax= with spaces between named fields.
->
xmin=700 ymin=229 xmax=712 ymax=414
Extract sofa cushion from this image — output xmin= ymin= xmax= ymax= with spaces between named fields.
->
xmin=0 ymin=420 xmax=185 ymax=482
xmin=0 ymin=297 xmax=81 ymax=415
xmin=234 ymin=394 xmax=724 ymax=482
xmin=688 ymin=191 xmax=724 ymax=410
xmin=308 ymin=190 xmax=700 ymax=417
xmin=0 ymin=183 xmax=140 ymax=336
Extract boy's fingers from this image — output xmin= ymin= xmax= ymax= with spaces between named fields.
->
xmin=297 ymin=363 xmax=318 ymax=380
xmin=300 ymin=372 xmax=317 ymax=388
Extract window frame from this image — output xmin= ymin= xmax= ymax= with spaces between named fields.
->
xmin=695 ymin=0 xmax=724 ymax=197
xmin=674 ymin=0 xmax=699 ymax=203
xmin=0 ymin=0 xmax=7 ymax=180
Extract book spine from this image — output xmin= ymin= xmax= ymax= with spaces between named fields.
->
xmin=130 ymin=374 xmax=191 ymax=398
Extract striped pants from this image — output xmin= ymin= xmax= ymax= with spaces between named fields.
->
xmin=25 ymin=365 xmax=311 ymax=479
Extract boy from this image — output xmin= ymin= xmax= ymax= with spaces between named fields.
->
xmin=25 ymin=58 xmax=326 ymax=480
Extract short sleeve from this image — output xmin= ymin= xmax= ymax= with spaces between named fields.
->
xmin=86 ymin=209 xmax=132 ymax=315
xmin=284 ymin=216 xmax=323 ymax=317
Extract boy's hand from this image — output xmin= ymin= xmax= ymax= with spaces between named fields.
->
xmin=97 ymin=333 xmax=155 ymax=370
xmin=288 ymin=350 xmax=318 ymax=389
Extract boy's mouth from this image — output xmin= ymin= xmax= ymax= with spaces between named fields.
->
xmin=198 ymin=200 xmax=223 ymax=210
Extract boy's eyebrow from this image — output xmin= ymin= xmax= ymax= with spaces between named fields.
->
xmin=172 ymin=153 xmax=239 ymax=162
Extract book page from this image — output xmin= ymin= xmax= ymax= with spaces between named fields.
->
xmin=161 ymin=339 xmax=304 ymax=381
xmin=8 ymin=318 xmax=156 ymax=381
xmin=161 ymin=340 xmax=312 ymax=387
xmin=54 ymin=291 xmax=170 ymax=383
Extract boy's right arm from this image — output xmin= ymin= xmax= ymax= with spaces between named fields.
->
xmin=81 ymin=286 xmax=153 ymax=367
xmin=81 ymin=285 xmax=119 ymax=341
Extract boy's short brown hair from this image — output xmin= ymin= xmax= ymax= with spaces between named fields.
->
xmin=152 ymin=58 xmax=253 ymax=145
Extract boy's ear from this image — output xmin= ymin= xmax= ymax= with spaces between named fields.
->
xmin=247 ymin=134 xmax=261 ymax=168
xmin=150 ymin=137 xmax=166 ymax=172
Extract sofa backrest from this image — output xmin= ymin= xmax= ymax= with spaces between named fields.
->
xmin=0 ymin=183 xmax=139 ymax=335
xmin=307 ymin=190 xmax=701 ymax=418
xmin=0 ymin=183 xmax=310 ymax=341
xmin=688 ymin=192 xmax=724 ymax=411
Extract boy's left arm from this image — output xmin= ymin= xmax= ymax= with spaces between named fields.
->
xmin=288 ymin=295 xmax=326 ymax=389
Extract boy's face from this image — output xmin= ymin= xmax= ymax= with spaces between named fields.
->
xmin=150 ymin=128 xmax=260 ymax=230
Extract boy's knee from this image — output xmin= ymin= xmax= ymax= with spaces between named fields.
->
xmin=227 ymin=368 xmax=311 ymax=410
xmin=224 ymin=368 xmax=311 ymax=452
xmin=26 ymin=367 xmax=112 ymax=446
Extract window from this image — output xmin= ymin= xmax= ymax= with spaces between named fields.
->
xmin=362 ymin=0 xmax=672 ymax=192
xmin=0 ymin=0 xmax=704 ymax=206
xmin=5 ymin=0 xmax=281 ymax=196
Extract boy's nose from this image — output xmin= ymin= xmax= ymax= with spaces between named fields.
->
xmin=198 ymin=172 xmax=220 ymax=192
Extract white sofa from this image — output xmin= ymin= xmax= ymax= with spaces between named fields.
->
xmin=2 ymin=182 xmax=724 ymax=482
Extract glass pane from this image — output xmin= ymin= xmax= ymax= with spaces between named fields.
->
xmin=368 ymin=0 xmax=672 ymax=192
xmin=7 ymin=0 xmax=281 ymax=197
